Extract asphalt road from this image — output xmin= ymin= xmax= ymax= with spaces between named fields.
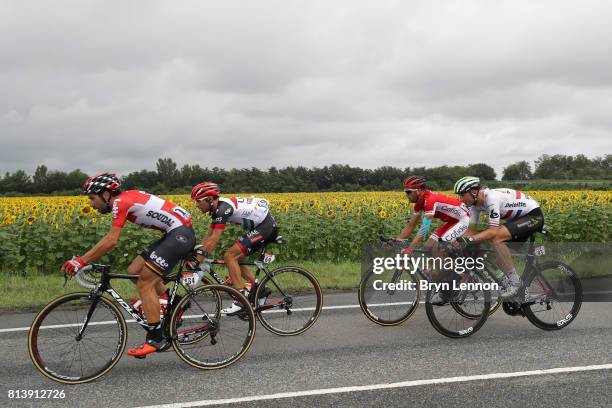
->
xmin=1 ymin=292 xmax=610 ymax=408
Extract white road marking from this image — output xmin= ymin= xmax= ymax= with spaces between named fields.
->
xmin=132 ymin=364 xmax=612 ymax=408
xmin=0 ymin=302 xmax=417 ymax=333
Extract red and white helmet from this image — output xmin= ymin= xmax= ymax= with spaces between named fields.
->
xmin=402 ymin=175 xmax=427 ymax=190
xmin=191 ymin=182 xmax=220 ymax=200
xmin=83 ymin=173 xmax=122 ymax=195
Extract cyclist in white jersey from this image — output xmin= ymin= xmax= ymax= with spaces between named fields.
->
xmin=453 ymin=177 xmax=544 ymax=297
xmin=188 ymin=182 xmax=278 ymax=314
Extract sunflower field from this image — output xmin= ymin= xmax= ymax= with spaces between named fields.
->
xmin=0 ymin=191 xmax=610 ymax=273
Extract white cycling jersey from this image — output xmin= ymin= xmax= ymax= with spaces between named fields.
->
xmin=470 ymin=188 xmax=540 ymax=227
xmin=211 ymin=197 xmax=270 ymax=230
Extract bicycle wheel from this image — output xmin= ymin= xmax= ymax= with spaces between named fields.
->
xmin=452 ymin=267 xmax=502 ymax=319
xmin=170 ymin=284 xmax=255 ymax=369
xmin=522 ymin=262 xmax=582 ymax=330
xmin=255 ymin=266 xmax=323 ymax=336
xmin=28 ymin=292 xmax=127 ymax=384
xmin=358 ymin=268 xmax=420 ymax=326
xmin=425 ymin=270 xmax=491 ymax=338
xmin=173 ymin=276 xmax=221 ymax=346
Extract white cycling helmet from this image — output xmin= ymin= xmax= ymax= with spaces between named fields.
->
xmin=454 ymin=176 xmax=480 ymax=194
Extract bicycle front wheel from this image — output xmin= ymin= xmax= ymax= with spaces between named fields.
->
xmin=425 ymin=271 xmax=491 ymax=338
xmin=523 ymin=262 xmax=582 ymax=330
xmin=358 ymin=268 xmax=420 ymax=326
xmin=170 ymin=284 xmax=255 ymax=369
xmin=28 ymin=292 xmax=127 ymax=384
xmin=255 ymin=266 xmax=323 ymax=336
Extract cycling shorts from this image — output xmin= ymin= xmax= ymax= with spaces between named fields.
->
xmin=236 ymin=214 xmax=279 ymax=256
xmin=141 ymin=225 xmax=196 ymax=275
xmin=504 ymin=207 xmax=544 ymax=242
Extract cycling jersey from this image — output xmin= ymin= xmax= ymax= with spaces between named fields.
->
xmin=111 ymin=190 xmax=192 ymax=232
xmin=414 ymin=190 xmax=470 ymax=222
xmin=211 ymin=197 xmax=271 ymax=230
xmin=414 ymin=190 xmax=471 ymax=242
xmin=469 ymin=188 xmax=540 ymax=227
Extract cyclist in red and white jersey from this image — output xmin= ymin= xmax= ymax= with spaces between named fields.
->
xmin=187 ymin=182 xmax=278 ymax=314
xmin=453 ymin=176 xmax=544 ymax=297
xmin=61 ymin=173 xmax=196 ymax=357
xmin=398 ymin=176 xmax=471 ymax=254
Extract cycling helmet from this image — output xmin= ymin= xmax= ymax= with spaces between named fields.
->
xmin=454 ymin=176 xmax=481 ymax=194
xmin=191 ymin=182 xmax=220 ymax=200
xmin=82 ymin=173 xmax=121 ymax=195
xmin=402 ymin=175 xmax=427 ymax=190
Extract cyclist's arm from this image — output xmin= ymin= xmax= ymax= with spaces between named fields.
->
xmin=398 ymin=212 xmax=421 ymax=239
xmin=407 ymin=214 xmax=432 ymax=249
xmin=201 ymin=226 xmax=224 ymax=256
xmin=80 ymin=226 xmax=122 ymax=263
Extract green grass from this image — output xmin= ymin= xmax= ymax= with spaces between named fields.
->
xmin=0 ymin=261 xmax=361 ymax=311
xmin=2 ymin=255 xmax=609 ymax=312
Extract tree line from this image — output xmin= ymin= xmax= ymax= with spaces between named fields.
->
xmin=1 ymin=154 xmax=610 ymax=195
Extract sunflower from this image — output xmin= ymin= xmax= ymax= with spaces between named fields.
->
xmin=327 ymin=209 xmax=335 ymax=217
xmin=379 ymin=210 xmax=387 ymax=219
xmin=80 ymin=205 xmax=93 ymax=215
xmin=25 ymin=216 xmax=36 ymax=225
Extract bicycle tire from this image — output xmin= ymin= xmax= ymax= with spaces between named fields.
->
xmin=522 ymin=262 xmax=582 ymax=330
xmin=425 ymin=271 xmax=491 ymax=338
xmin=170 ymin=284 xmax=255 ymax=369
xmin=358 ymin=268 xmax=420 ymax=326
xmin=255 ymin=266 xmax=323 ymax=336
xmin=28 ymin=292 xmax=127 ymax=384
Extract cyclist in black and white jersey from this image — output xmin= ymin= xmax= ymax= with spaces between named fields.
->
xmin=188 ymin=182 xmax=278 ymax=314
xmin=453 ymin=176 xmax=544 ymax=297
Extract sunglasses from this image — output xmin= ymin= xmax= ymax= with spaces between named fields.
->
xmin=404 ymin=189 xmax=418 ymax=194
xmin=195 ymin=197 xmax=212 ymax=203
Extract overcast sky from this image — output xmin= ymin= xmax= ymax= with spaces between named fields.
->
xmin=1 ymin=0 xmax=611 ymax=179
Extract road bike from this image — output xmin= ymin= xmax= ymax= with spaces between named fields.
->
xmin=187 ymin=235 xmax=323 ymax=336
xmin=28 ymin=261 xmax=256 ymax=384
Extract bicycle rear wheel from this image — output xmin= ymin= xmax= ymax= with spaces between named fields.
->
xmin=358 ymin=268 xmax=420 ymax=326
xmin=170 ymin=284 xmax=255 ymax=369
xmin=255 ymin=266 xmax=323 ymax=336
xmin=425 ymin=271 xmax=491 ymax=338
xmin=28 ymin=292 xmax=127 ymax=384
xmin=523 ymin=262 xmax=582 ymax=330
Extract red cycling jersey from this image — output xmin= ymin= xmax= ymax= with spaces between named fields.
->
xmin=413 ymin=190 xmax=469 ymax=222
xmin=111 ymin=190 xmax=192 ymax=232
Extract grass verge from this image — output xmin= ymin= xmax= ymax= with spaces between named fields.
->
xmin=0 ymin=261 xmax=361 ymax=312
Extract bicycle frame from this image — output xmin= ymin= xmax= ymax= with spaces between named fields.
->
xmin=76 ymin=264 xmax=184 ymax=338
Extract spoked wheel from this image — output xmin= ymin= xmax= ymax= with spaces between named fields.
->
xmin=358 ymin=268 xmax=420 ymax=326
xmin=28 ymin=292 xmax=127 ymax=384
xmin=170 ymin=284 xmax=255 ymax=369
xmin=255 ymin=266 xmax=323 ymax=336
xmin=522 ymin=262 xmax=582 ymax=330
xmin=425 ymin=271 xmax=491 ymax=338
xmin=452 ymin=267 xmax=502 ymax=319
xmin=172 ymin=277 xmax=221 ymax=346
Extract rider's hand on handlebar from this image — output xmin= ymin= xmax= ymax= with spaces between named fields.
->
xmin=62 ymin=256 xmax=86 ymax=276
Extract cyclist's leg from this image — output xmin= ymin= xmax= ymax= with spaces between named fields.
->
xmin=128 ymin=255 xmax=165 ymax=296
xmin=234 ymin=215 xmax=279 ymax=288
xmin=225 ymin=245 xmax=247 ymax=290
xmin=129 ymin=226 xmax=196 ymax=355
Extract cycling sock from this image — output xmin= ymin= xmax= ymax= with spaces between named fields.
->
xmin=147 ymin=323 xmax=163 ymax=342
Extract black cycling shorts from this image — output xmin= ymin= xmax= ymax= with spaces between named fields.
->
xmin=141 ymin=225 xmax=196 ymax=275
xmin=504 ymin=207 xmax=544 ymax=243
xmin=236 ymin=214 xmax=279 ymax=256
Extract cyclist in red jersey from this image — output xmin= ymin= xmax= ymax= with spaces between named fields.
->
xmin=61 ymin=173 xmax=196 ymax=357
